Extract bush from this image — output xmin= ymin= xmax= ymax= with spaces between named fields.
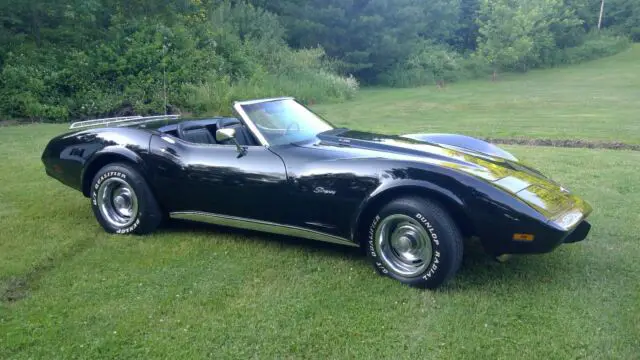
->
xmin=181 ymin=47 xmax=358 ymax=115
xmin=553 ymin=31 xmax=632 ymax=66
xmin=505 ymin=30 xmax=631 ymax=71
xmin=377 ymin=43 xmax=463 ymax=87
xmin=377 ymin=42 xmax=494 ymax=88
xmin=0 ymin=61 xmax=69 ymax=121
xmin=0 ymin=2 xmax=358 ymax=122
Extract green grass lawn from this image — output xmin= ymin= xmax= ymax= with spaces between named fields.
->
xmin=316 ymin=44 xmax=640 ymax=145
xmin=2 ymin=48 xmax=640 ymax=359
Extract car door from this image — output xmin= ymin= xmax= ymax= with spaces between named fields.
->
xmin=267 ymin=143 xmax=382 ymax=240
xmin=148 ymin=134 xmax=288 ymax=224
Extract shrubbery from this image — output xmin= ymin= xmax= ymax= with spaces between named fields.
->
xmin=259 ymin=0 xmax=636 ymax=88
xmin=181 ymin=48 xmax=358 ymax=115
xmin=0 ymin=0 xmax=636 ymax=120
xmin=378 ymin=42 xmax=496 ymax=88
xmin=552 ymin=31 xmax=632 ymax=66
xmin=378 ymin=30 xmax=631 ymax=88
xmin=0 ymin=1 xmax=357 ymax=122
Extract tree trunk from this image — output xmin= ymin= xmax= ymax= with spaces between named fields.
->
xmin=492 ymin=70 xmax=497 ymax=82
xmin=598 ymin=0 xmax=605 ymax=29
xmin=31 ymin=3 xmax=41 ymax=47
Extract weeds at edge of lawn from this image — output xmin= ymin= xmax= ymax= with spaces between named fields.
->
xmin=483 ymin=137 xmax=640 ymax=151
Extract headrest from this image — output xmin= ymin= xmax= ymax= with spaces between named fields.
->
xmin=218 ymin=117 xmax=241 ymax=129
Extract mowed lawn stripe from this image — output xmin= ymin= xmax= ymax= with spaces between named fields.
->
xmin=314 ymin=44 xmax=640 ymax=145
xmin=0 ymin=123 xmax=639 ymax=358
xmin=3 ymin=48 xmax=640 ymax=357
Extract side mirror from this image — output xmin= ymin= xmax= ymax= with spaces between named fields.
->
xmin=216 ymin=128 xmax=247 ymax=156
xmin=215 ymin=128 xmax=236 ymax=142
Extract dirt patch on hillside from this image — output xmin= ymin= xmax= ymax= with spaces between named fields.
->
xmin=483 ymin=138 xmax=640 ymax=151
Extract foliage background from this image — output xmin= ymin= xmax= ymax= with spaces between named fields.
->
xmin=0 ymin=0 xmax=637 ymax=122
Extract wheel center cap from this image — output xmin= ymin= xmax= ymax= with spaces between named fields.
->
xmin=113 ymin=195 xmax=129 ymax=211
xmin=393 ymin=235 xmax=413 ymax=253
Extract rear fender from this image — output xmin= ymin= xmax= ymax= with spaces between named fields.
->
xmin=81 ymin=146 xmax=148 ymax=196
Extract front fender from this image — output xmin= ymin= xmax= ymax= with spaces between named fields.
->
xmin=350 ymin=179 xmax=468 ymax=241
xmin=402 ymin=133 xmax=518 ymax=161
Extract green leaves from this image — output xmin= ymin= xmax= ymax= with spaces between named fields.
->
xmin=0 ymin=0 xmax=636 ymax=120
xmin=0 ymin=0 xmax=356 ymax=121
xmin=476 ymin=0 xmax=587 ymax=74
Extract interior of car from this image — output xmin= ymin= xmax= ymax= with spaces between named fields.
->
xmin=157 ymin=117 xmax=257 ymax=146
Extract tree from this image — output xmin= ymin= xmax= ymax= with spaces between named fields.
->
xmin=477 ymin=0 xmax=582 ymax=78
xmin=476 ymin=0 xmax=535 ymax=79
xmin=453 ymin=0 xmax=481 ymax=51
xmin=251 ymin=0 xmax=463 ymax=82
xmin=602 ymin=0 xmax=640 ymax=40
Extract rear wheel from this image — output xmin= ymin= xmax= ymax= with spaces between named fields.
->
xmin=364 ymin=197 xmax=463 ymax=289
xmin=90 ymin=163 xmax=162 ymax=235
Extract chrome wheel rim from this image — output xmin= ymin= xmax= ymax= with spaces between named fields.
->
xmin=97 ymin=178 xmax=138 ymax=227
xmin=375 ymin=214 xmax=433 ymax=277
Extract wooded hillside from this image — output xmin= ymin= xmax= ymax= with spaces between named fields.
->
xmin=0 ymin=0 xmax=636 ymax=121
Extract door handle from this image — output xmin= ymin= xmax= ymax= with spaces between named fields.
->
xmin=160 ymin=147 xmax=178 ymax=157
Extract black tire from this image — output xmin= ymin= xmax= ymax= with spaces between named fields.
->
xmin=90 ymin=163 xmax=162 ymax=235
xmin=364 ymin=197 xmax=463 ymax=289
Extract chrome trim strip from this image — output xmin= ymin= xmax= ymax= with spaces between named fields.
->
xmin=235 ymin=97 xmax=294 ymax=106
xmin=232 ymin=97 xmax=296 ymax=147
xmin=70 ymin=115 xmax=181 ymax=130
xmin=71 ymin=116 xmax=142 ymax=129
xmin=170 ymin=211 xmax=359 ymax=247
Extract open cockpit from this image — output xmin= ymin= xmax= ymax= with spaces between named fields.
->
xmin=157 ymin=117 xmax=258 ymax=146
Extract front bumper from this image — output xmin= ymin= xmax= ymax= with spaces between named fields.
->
xmin=563 ymin=220 xmax=591 ymax=244
xmin=480 ymin=200 xmax=592 ymax=256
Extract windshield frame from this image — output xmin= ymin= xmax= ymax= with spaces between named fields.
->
xmin=233 ymin=97 xmax=335 ymax=147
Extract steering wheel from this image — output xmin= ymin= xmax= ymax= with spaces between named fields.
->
xmin=284 ymin=121 xmax=300 ymax=136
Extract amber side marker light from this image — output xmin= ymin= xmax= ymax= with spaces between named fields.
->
xmin=513 ymin=233 xmax=535 ymax=242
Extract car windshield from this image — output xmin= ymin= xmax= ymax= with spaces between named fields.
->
xmin=240 ymin=99 xmax=334 ymax=146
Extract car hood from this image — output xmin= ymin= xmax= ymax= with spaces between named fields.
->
xmin=316 ymin=129 xmax=518 ymax=173
xmin=314 ymin=129 xmax=582 ymax=219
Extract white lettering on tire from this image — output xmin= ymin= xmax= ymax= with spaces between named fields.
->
xmin=375 ymin=261 xmax=389 ymax=274
xmin=368 ymin=215 xmax=381 ymax=257
xmin=370 ymin=211 xmax=445 ymax=281
xmin=415 ymin=213 xmax=440 ymax=246
xmin=92 ymin=170 xmax=137 ymax=233
xmin=415 ymin=212 xmax=442 ymax=280
xmin=369 ymin=215 xmax=392 ymax=274
xmin=115 ymin=218 xmax=140 ymax=234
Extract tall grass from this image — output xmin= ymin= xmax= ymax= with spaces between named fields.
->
xmin=550 ymin=31 xmax=632 ymax=66
xmin=0 ymin=3 xmax=359 ymax=122
xmin=378 ymin=31 xmax=631 ymax=88
xmin=181 ymin=48 xmax=359 ymax=116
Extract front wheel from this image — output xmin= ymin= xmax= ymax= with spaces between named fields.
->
xmin=365 ymin=197 xmax=463 ymax=289
xmin=90 ymin=163 xmax=162 ymax=235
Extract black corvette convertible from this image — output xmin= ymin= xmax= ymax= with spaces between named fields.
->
xmin=42 ymin=97 xmax=592 ymax=288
